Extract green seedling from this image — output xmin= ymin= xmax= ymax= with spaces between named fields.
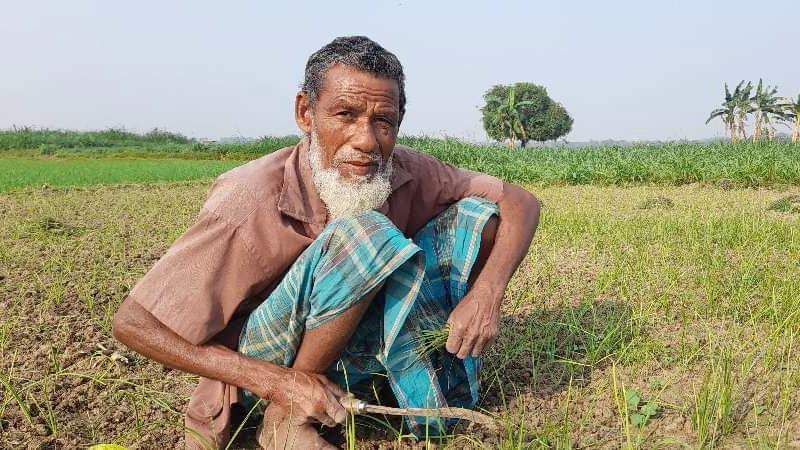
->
xmin=624 ymin=389 xmax=658 ymax=427
xmin=412 ymin=324 xmax=451 ymax=358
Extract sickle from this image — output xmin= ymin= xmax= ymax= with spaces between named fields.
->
xmin=339 ymin=394 xmax=499 ymax=431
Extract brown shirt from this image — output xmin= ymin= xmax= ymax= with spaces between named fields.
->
xmin=125 ymin=137 xmax=504 ymax=448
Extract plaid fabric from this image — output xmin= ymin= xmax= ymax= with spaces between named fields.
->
xmin=238 ymin=197 xmax=498 ymax=436
xmin=238 ymin=212 xmax=423 ymax=367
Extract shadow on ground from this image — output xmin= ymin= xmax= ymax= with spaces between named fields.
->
xmin=225 ymin=300 xmax=637 ymax=449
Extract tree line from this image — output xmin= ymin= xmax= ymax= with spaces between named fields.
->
xmin=707 ymin=80 xmax=800 ymax=144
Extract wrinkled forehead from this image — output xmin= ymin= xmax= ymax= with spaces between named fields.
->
xmin=317 ymin=65 xmax=400 ymax=109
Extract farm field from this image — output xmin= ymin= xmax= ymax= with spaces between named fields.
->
xmin=1 ymin=172 xmax=798 ymax=448
xmin=3 ymin=130 xmax=800 ymax=190
xmin=0 ymin=159 xmax=243 ymax=193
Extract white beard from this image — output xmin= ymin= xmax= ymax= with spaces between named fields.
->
xmin=308 ymin=131 xmax=393 ymax=219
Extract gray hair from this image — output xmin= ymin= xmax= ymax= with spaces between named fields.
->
xmin=302 ymin=36 xmax=406 ymax=122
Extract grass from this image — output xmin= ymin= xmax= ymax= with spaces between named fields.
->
xmin=0 ymin=159 xmax=242 ymax=192
xmin=767 ymin=194 xmax=800 ymax=213
xmin=0 ymin=127 xmax=300 ymax=160
xmin=638 ymin=195 xmax=674 ymax=210
xmin=403 ymin=136 xmax=800 ymax=187
xmin=0 ymin=127 xmax=192 ymax=150
xmin=412 ymin=325 xmax=451 ymax=358
xmin=2 ymin=181 xmax=799 ymax=448
xmin=1 ymin=128 xmax=799 ymax=189
xmin=691 ymin=347 xmax=735 ymax=449
xmin=1 ymin=127 xmax=799 ymax=446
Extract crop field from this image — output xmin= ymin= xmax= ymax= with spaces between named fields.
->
xmin=0 ymin=159 xmax=243 ymax=193
xmin=3 ymin=130 xmax=800 ymax=190
xmin=1 ymin=132 xmax=799 ymax=449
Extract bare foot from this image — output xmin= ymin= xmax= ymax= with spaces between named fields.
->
xmin=257 ymin=404 xmax=338 ymax=450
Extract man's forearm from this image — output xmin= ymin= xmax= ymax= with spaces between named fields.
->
xmin=112 ymin=298 xmax=283 ymax=398
xmin=473 ymin=183 xmax=540 ymax=306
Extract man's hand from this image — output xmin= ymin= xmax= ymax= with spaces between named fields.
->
xmin=445 ymin=183 xmax=540 ymax=360
xmin=245 ymin=361 xmax=347 ymax=427
xmin=113 ymin=299 xmax=348 ymax=427
xmin=445 ymin=284 xmax=502 ymax=359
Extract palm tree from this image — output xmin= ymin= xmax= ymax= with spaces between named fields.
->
xmin=706 ymin=83 xmax=738 ymax=143
xmin=750 ymin=79 xmax=786 ymax=142
xmin=783 ymin=94 xmax=800 ymax=144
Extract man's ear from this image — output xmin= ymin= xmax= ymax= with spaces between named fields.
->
xmin=295 ymin=92 xmax=313 ymax=134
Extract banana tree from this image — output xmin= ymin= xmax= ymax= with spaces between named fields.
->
xmin=732 ymin=81 xmax=753 ymax=142
xmin=706 ymin=82 xmax=739 ymax=143
xmin=493 ymin=87 xmax=535 ymax=147
xmin=784 ymin=94 xmax=800 ymax=144
xmin=750 ymin=79 xmax=786 ymax=142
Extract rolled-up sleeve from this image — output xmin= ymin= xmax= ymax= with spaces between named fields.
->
xmin=126 ymin=207 xmax=267 ymax=346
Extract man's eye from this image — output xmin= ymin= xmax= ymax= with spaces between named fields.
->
xmin=336 ymin=111 xmax=352 ymax=117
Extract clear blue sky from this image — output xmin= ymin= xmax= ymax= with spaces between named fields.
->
xmin=2 ymin=1 xmax=798 ymax=142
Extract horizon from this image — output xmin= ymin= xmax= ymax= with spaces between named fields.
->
xmin=2 ymin=1 xmax=798 ymax=142
xmin=10 ymin=125 xmax=790 ymax=147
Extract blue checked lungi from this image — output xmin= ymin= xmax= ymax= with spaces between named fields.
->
xmin=238 ymin=197 xmax=498 ymax=436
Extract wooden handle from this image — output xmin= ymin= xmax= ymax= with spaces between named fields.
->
xmin=339 ymin=394 xmax=498 ymax=430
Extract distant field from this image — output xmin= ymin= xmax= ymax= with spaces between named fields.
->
xmin=0 ymin=128 xmax=298 ymax=160
xmin=405 ymin=136 xmax=800 ymax=187
xmin=2 ymin=129 xmax=799 ymax=189
xmin=0 ymin=159 xmax=242 ymax=192
xmin=4 ymin=143 xmax=800 ymax=192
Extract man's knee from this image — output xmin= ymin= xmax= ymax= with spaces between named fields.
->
xmin=306 ymin=210 xmax=411 ymax=323
xmin=327 ymin=210 xmax=393 ymax=231
xmin=322 ymin=211 xmax=401 ymax=251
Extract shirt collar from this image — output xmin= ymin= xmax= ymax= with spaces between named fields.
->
xmin=278 ymin=136 xmax=413 ymax=225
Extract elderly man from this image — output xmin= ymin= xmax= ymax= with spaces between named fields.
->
xmin=113 ymin=36 xmax=540 ymax=449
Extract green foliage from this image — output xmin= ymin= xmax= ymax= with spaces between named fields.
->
xmin=2 ymin=134 xmax=800 ymax=191
xmin=637 ymin=196 xmax=674 ymax=210
xmin=750 ymin=79 xmax=790 ymax=142
xmin=480 ymin=82 xmax=573 ymax=146
xmin=0 ymin=159 xmax=242 ymax=192
xmin=707 ymin=80 xmax=800 ymax=143
xmin=692 ymin=348 xmax=736 ymax=448
xmin=706 ymin=81 xmax=755 ymax=144
xmin=707 ymin=82 xmax=741 ymax=142
xmin=731 ymin=81 xmax=754 ymax=142
xmin=623 ymin=390 xmax=658 ymax=427
xmin=0 ymin=127 xmax=299 ymax=159
xmin=412 ymin=325 xmax=451 ymax=358
xmin=3 ymin=183 xmax=800 ymax=447
xmin=767 ymin=195 xmax=800 ymax=213
xmin=401 ymin=136 xmax=800 ymax=188
xmin=0 ymin=127 xmax=192 ymax=150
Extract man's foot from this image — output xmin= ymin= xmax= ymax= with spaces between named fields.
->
xmin=257 ymin=404 xmax=337 ymax=450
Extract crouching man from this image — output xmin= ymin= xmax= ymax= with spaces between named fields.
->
xmin=112 ymin=36 xmax=540 ymax=449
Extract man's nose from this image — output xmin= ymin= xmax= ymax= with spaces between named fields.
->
xmin=351 ymin=119 xmax=380 ymax=155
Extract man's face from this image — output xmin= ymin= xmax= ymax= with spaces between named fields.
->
xmin=298 ymin=64 xmax=401 ymax=181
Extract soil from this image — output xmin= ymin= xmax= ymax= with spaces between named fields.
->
xmin=1 ymin=183 xmax=798 ymax=449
